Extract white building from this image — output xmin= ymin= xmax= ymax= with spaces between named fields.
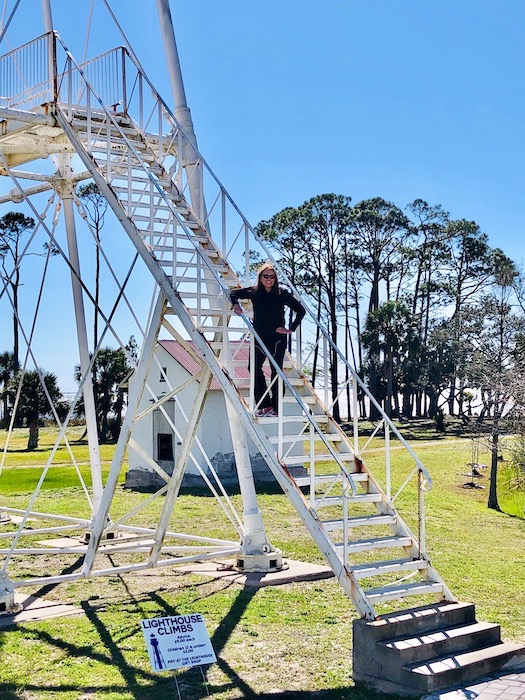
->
xmin=125 ymin=340 xmax=305 ymax=490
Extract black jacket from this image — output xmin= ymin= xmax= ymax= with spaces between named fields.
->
xmin=230 ymin=287 xmax=305 ymax=339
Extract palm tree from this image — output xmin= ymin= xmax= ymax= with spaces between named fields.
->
xmin=361 ymin=300 xmax=417 ymax=418
xmin=8 ymin=369 xmax=64 ymax=449
xmin=0 ymin=351 xmax=14 ymax=425
xmin=0 ymin=212 xmax=36 ymax=372
xmin=74 ymin=346 xmax=131 ymax=442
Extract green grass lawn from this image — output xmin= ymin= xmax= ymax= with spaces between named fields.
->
xmin=0 ymin=425 xmax=523 ymax=699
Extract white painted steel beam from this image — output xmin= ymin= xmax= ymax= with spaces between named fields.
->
xmin=57 ymin=157 xmax=103 ymax=515
xmin=82 ymin=291 xmax=167 ymax=575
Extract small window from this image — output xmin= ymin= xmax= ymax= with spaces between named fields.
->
xmin=159 ymin=367 xmax=167 ymax=382
xmin=157 ymin=433 xmax=174 ymax=461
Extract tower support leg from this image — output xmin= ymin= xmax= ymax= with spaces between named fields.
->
xmin=226 ymin=400 xmax=284 ymax=572
xmin=56 ymin=159 xmax=103 ymax=515
xmin=0 ymin=571 xmax=17 ymax=615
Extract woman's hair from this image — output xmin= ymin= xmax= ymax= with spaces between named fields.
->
xmin=254 ymin=263 xmax=280 ymax=294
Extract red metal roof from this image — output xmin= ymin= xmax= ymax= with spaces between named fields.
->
xmin=158 ymin=339 xmax=270 ymax=390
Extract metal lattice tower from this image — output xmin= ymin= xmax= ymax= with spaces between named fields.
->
xmin=0 ymin=0 xmax=455 ymax=621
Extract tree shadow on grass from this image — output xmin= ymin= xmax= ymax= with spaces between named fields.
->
xmin=0 ymin=596 xmax=176 ymax=699
xmin=0 ymin=571 xmax=404 ymax=700
xmin=150 ymin=585 xmax=405 ymax=700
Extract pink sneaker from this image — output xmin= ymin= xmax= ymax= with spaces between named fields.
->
xmin=254 ymin=407 xmax=273 ymax=417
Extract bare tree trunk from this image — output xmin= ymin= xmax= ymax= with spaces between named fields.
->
xmin=487 ymin=428 xmax=501 ymax=511
xmin=28 ymin=419 xmax=39 ymax=450
xmin=12 ymin=271 xmax=20 ymax=372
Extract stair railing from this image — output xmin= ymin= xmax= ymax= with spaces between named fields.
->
xmin=71 ymin=29 xmax=433 ymax=552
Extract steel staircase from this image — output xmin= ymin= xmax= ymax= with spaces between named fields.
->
xmin=2 ymin=30 xmax=525 ymax=697
xmin=24 ymin=35 xmax=457 ymax=622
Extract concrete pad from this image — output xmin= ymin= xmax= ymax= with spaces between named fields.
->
xmin=0 ymin=560 xmax=331 ymax=627
xmin=422 ymin=668 xmax=525 ymax=699
xmin=0 ymin=593 xmax=82 ymax=627
xmin=0 ymin=514 xmax=36 ymax=525
xmin=37 ymin=534 xmax=151 ymax=549
xmin=34 ymin=539 xmax=334 ymax=587
xmin=38 ymin=537 xmax=87 ymax=548
xmin=34 ymin=541 xmax=334 ymax=589
xmin=176 ymin=559 xmax=334 ymax=588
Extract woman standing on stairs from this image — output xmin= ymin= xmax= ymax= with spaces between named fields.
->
xmin=230 ymin=264 xmax=305 ymax=417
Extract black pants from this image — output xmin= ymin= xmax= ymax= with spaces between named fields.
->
xmin=253 ymin=334 xmax=286 ymax=412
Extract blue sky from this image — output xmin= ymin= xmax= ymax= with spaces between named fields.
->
xmin=1 ymin=1 xmax=524 ymax=390
xmin=4 ymin=1 xmax=524 ymax=248
xmin=174 ymin=0 xmax=525 ymax=256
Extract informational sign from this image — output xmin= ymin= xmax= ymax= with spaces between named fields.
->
xmin=141 ymin=614 xmax=217 ymax=672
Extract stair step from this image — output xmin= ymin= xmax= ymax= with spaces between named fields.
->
xmin=349 ymin=557 xmax=427 ymax=580
xmin=122 ymin=206 xmax=182 ymax=219
xmin=268 ymin=433 xmax=343 ymax=445
xmin=134 ymin=220 xmax=206 ymax=239
xmin=154 ymin=247 xmax=220 ymax=259
xmin=167 ymin=276 xmax=239 ymax=287
xmin=84 ymin=133 xmax=149 ymax=148
xmin=158 ymin=259 xmax=228 ymax=273
xmin=283 ymin=453 xmax=356 ymax=466
xmin=94 ymin=150 xmax=157 ymax=164
xmin=299 ymin=452 xmax=356 ymax=464
xmin=337 ymin=534 xmax=411 ymax=552
xmin=322 ymin=513 xmax=397 ymax=530
xmin=365 ymin=580 xmax=444 ymax=604
xmin=294 ymin=472 xmax=368 ymax=487
xmin=255 ymin=413 xmax=330 ymax=425
xmin=255 ymin=410 xmax=328 ymax=425
xmin=317 ymin=493 xmax=382 ymax=508
xmin=73 ymin=123 xmax=136 ymax=139
xmin=138 ymin=219 xmax=201 ymax=232
xmin=126 ymin=213 xmax=190 ymax=224
xmin=384 ymin=621 xmax=501 ymax=664
xmin=72 ymin=112 xmax=133 ymax=127
xmin=92 ymin=136 xmax=148 ymax=150
xmin=233 ymin=377 xmax=307 ymax=389
xmin=184 ymin=308 xmax=232 ymax=318
xmin=363 ymin=602 xmax=478 ymax=642
xmin=404 ymin=641 xmax=525 ymax=692
xmin=115 ymin=189 xmax=182 ymax=203
xmin=110 ymin=172 xmax=179 ymax=186
xmin=282 ymin=394 xmax=317 ymax=404
xmin=178 ymin=292 xmax=232 ymax=304
xmin=109 ymin=179 xmax=177 ymax=190
xmin=196 ymin=326 xmax=226 ymax=334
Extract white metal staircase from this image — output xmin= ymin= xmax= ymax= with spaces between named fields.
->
xmin=0 ymin=32 xmax=456 ymax=621
xmin=55 ymin=36 xmax=456 ymax=620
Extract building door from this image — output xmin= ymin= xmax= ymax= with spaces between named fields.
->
xmin=153 ymin=400 xmax=176 ymax=475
